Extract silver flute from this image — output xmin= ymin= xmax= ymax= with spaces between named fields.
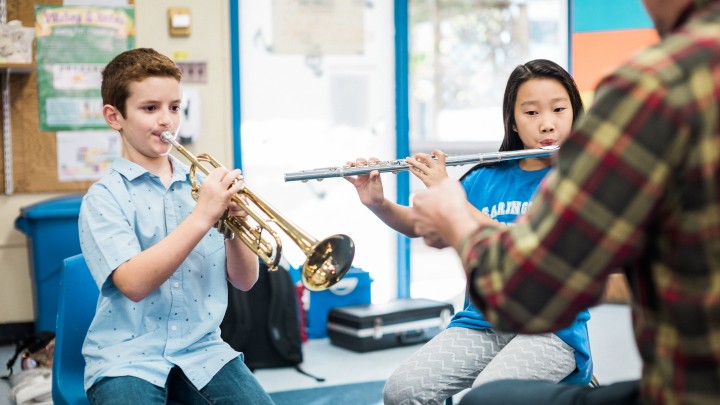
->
xmin=284 ymin=145 xmax=559 ymax=182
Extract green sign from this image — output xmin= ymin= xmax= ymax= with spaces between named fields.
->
xmin=35 ymin=5 xmax=135 ymax=131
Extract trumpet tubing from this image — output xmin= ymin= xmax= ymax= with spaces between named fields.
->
xmin=161 ymin=131 xmax=355 ymax=291
xmin=284 ymin=145 xmax=559 ymax=182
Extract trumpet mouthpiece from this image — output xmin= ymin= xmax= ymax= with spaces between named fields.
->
xmin=161 ymin=131 xmax=175 ymax=143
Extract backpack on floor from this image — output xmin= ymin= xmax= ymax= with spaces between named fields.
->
xmin=221 ymin=259 xmax=322 ymax=381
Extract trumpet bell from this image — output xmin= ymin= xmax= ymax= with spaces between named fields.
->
xmin=302 ymin=234 xmax=355 ymax=292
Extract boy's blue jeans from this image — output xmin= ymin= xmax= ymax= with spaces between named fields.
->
xmin=86 ymin=357 xmax=274 ymax=404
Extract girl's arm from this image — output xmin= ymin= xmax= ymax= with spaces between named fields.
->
xmin=346 ymin=158 xmax=418 ymax=237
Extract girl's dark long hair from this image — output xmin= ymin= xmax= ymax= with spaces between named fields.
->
xmin=460 ymin=59 xmax=583 ymax=181
xmin=499 ymin=59 xmax=584 ymax=152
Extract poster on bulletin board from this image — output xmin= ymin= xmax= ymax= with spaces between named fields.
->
xmin=34 ymin=5 xmax=135 ymax=131
xmin=56 ymin=130 xmax=121 ymax=182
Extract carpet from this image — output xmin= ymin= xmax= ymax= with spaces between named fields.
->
xmin=269 ymin=380 xmax=385 ymax=405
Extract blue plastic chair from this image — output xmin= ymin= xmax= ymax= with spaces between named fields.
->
xmin=52 ymin=254 xmax=186 ymax=405
xmin=52 ymin=253 xmax=97 ymax=405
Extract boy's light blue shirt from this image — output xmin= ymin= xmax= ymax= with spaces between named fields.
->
xmin=78 ymin=155 xmax=240 ymax=391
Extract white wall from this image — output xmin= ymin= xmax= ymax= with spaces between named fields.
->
xmin=134 ymin=0 xmax=233 ymax=165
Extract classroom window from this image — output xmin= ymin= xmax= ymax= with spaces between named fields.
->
xmin=409 ymin=0 xmax=568 ymax=152
xmin=407 ymin=0 xmax=568 ymax=306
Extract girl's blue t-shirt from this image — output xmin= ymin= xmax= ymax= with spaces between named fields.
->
xmin=449 ymin=160 xmax=592 ymax=385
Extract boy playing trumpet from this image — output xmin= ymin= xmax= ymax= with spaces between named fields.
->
xmin=78 ymin=48 xmax=273 ymax=405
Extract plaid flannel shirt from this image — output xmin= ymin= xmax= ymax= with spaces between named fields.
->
xmin=461 ymin=1 xmax=720 ymax=403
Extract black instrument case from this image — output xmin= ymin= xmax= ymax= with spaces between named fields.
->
xmin=327 ymin=298 xmax=454 ymax=352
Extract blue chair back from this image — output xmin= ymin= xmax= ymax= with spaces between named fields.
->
xmin=52 ymin=253 xmax=97 ymax=405
xmin=52 ymin=254 xmax=186 ymax=405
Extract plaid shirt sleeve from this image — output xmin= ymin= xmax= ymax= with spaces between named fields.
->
xmin=461 ymin=3 xmax=720 ymax=402
xmin=461 ymin=9 xmax=720 ymax=336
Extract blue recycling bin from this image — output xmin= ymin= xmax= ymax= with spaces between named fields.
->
xmin=15 ymin=195 xmax=83 ymax=333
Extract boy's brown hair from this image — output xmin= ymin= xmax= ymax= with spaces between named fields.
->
xmin=101 ymin=48 xmax=182 ymax=117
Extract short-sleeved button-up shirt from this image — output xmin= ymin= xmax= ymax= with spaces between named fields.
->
xmin=79 ymin=155 xmax=239 ymax=391
xmin=461 ymin=1 xmax=720 ymax=403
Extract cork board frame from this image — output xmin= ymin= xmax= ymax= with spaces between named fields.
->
xmin=0 ymin=0 xmax=134 ymax=193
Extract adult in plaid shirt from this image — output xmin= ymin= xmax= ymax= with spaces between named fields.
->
xmin=409 ymin=0 xmax=720 ymax=403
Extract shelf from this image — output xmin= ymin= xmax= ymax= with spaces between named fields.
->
xmin=2 ymin=63 xmax=34 ymax=194
xmin=0 ymin=63 xmax=35 ymax=73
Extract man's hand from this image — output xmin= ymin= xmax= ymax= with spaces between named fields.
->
xmin=422 ymin=231 xmax=449 ymax=249
xmin=410 ymin=178 xmax=478 ymax=250
xmin=602 ymin=273 xmax=632 ymax=305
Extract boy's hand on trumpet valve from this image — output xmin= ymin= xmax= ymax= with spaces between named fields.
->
xmin=195 ymin=167 xmax=246 ymax=230
xmin=214 ymin=169 xmax=247 ymax=240
xmin=227 ymin=194 xmax=250 ymax=219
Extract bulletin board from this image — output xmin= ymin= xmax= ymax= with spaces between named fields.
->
xmin=0 ymin=0 xmax=133 ymax=194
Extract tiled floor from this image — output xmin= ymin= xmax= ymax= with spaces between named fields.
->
xmin=0 ymin=303 xmax=641 ymax=404
xmin=254 ymin=338 xmax=420 ymax=393
xmin=254 ymin=303 xmax=642 ymax=393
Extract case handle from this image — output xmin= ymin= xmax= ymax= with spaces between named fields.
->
xmin=397 ymin=329 xmax=427 ymax=345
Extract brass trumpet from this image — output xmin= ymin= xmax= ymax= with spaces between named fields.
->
xmin=161 ymin=131 xmax=355 ymax=291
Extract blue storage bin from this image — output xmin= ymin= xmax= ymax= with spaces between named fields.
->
xmin=15 ymin=195 xmax=83 ymax=332
xmin=306 ymin=267 xmax=372 ymax=339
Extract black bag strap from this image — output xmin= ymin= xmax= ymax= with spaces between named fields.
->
xmin=2 ymin=331 xmax=55 ymax=379
xmin=3 ymin=344 xmax=24 ymax=379
xmin=293 ymin=364 xmax=325 ymax=382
